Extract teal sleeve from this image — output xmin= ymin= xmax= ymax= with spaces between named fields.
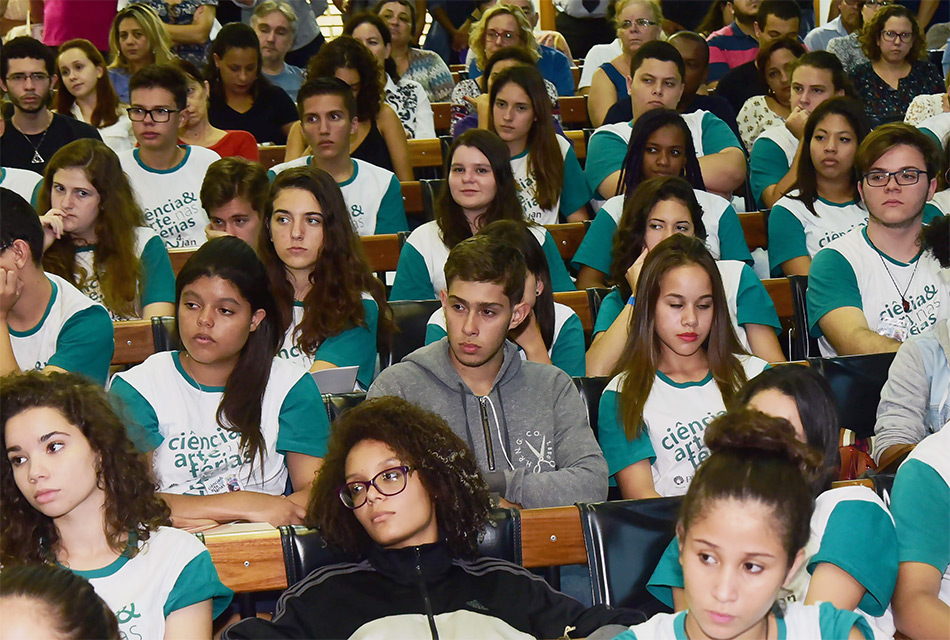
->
xmin=571 ymin=207 xmax=617 ymax=273
xmin=267 ymin=169 xmax=277 ymax=181
xmin=816 ymin=601 xmax=875 ymax=640
xmin=424 ymin=322 xmax=447 ymax=344
xmin=613 ymin=632 xmax=638 ymax=640
xmin=808 ymin=499 xmax=898 ymax=616
xmin=139 ymin=235 xmax=176 ymax=306
xmin=891 ymin=459 xmax=950 ymax=571
xmin=701 ymin=111 xmax=743 ymax=153
xmin=550 ymin=312 xmax=585 ymax=377
xmin=735 ymin=263 xmax=781 ymax=331
xmin=542 ymin=231 xmax=575 ymax=292
xmin=109 ymin=376 xmax=164 ymax=452
xmin=30 ymin=179 xmax=42 ymax=209
xmin=559 ymin=147 xmax=593 ymax=220
xmin=50 ymin=305 xmax=114 ymax=385
xmin=314 ymin=298 xmax=379 ymax=389
xmin=164 ymin=549 xmax=233 ymax=618
xmin=584 ymin=129 xmax=628 ymax=197
xmin=768 ymin=203 xmax=808 ymax=271
xmin=375 ymin=175 xmax=409 ymax=234
xmin=715 ymin=205 xmax=753 ymax=264
xmin=749 ymin=136 xmax=790 ymax=208
xmin=921 ymin=127 xmax=942 ymax=150
xmin=597 ymin=388 xmax=656 ymax=479
xmin=593 ymin=288 xmax=624 ymax=336
xmin=807 ymin=249 xmax=861 ymax=337
xmin=275 ymin=374 xmax=330 ymax=458
xmin=923 ymin=202 xmax=946 ymax=222
xmin=390 ymin=241 xmax=437 ymax=301
xmin=646 ymin=535 xmax=682 ymax=607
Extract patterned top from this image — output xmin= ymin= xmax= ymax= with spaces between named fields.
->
xmin=904 ymin=93 xmax=948 ymax=126
xmin=131 ymin=0 xmax=217 ymax=68
xmin=737 ymin=95 xmax=785 ymax=150
xmin=385 ymin=75 xmax=435 ymax=139
xmin=450 ymin=78 xmax=560 ymax=136
xmin=827 ymin=31 xmax=868 ymax=74
xmin=853 ymin=60 xmax=945 ymax=127
xmin=405 ymin=48 xmax=455 ymax=102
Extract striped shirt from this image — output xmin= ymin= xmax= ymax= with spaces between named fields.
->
xmin=707 ymin=22 xmax=759 ymax=82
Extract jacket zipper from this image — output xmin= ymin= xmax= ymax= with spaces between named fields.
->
xmin=478 ymin=396 xmax=496 ymax=471
xmin=415 ymin=546 xmax=439 ymax=639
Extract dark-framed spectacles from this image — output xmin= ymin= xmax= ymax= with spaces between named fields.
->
xmin=620 ymin=18 xmax=659 ymax=30
xmin=5 ymin=72 xmax=50 ymax=84
xmin=864 ymin=168 xmax=927 ymax=187
xmin=485 ymin=29 xmax=519 ymax=42
xmin=881 ymin=29 xmax=913 ymax=43
xmin=126 ymin=107 xmax=180 ymax=123
xmin=864 ymin=0 xmax=889 ymax=7
xmin=338 ymin=465 xmax=413 ymax=509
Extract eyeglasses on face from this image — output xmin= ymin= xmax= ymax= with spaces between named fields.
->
xmin=5 ymin=73 xmax=50 ymax=84
xmin=126 ymin=107 xmax=180 ymax=122
xmin=881 ymin=29 xmax=913 ymax=43
xmin=485 ymin=29 xmax=519 ymax=42
xmin=620 ymin=18 xmax=659 ymax=30
xmin=864 ymin=0 xmax=889 ymax=7
xmin=338 ymin=465 xmax=413 ymax=509
xmin=863 ymin=168 xmax=927 ymax=187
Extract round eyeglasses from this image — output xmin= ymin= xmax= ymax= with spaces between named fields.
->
xmin=864 ymin=169 xmax=927 ymax=187
xmin=338 ymin=465 xmax=412 ymax=509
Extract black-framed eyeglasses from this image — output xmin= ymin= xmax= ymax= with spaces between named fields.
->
xmin=126 ymin=107 xmax=180 ymax=122
xmin=621 ymin=18 xmax=659 ymax=30
xmin=5 ymin=72 xmax=50 ymax=84
xmin=881 ymin=29 xmax=913 ymax=43
xmin=338 ymin=465 xmax=412 ymax=509
xmin=864 ymin=168 xmax=927 ymax=187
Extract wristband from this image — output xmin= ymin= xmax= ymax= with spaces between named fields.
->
xmin=626 ymin=295 xmax=636 ymax=306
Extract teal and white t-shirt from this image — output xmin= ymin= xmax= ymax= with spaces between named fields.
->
xmin=749 ymin=123 xmax=798 ymax=208
xmin=584 ymin=111 xmax=743 ymax=196
xmin=592 ymin=261 xmax=782 ymax=353
xmin=597 ymin=354 xmax=768 ymax=496
xmin=109 ymin=351 xmax=329 ymax=495
xmin=278 ymin=292 xmax=380 ymax=389
xmin=118 ymin=146 xmax=219 ymax=249
xmin=891 ymin=426 xmax=950 ymax=606
xmin=72 ymin=227 xmax=176 ymax=321
xmin=73 ymin=526 xmax=232 ymax=640
xmin=424 ymin=301 xmax=586 ymax=376
xmin=571 ymin=190 xmax=753 ymax=274
xmin=767 ymin=193 xmax=867 ymax=273
xmin=511 ymin=135 xmax=591 ymax=225
xmin=647 ymin=485 xmax=899 ymax=638
xmin=0 ymin=166 xmax=43 ymax=207
xmin=9 ymin=273 xmax=114 ymax=385
xmin=919 ymin=112 xmax=949 ymax=151
xmin=612 ymin=602 xmax=873 ymax=640
xmin=268 ymin=157 xmax=408 ymax=236
xmin=390 ymin=221 xmax=575 ymax=300
xmin=807 ymin=226 xmax=950 ymax=357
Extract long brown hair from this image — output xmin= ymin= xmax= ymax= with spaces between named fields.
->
xmin=107 ymin=4 xmax=175 ymax=73
xmin=259 ymin=167 xmax=394 ymax=356
xmin=39 ymin=139 xmax=144 ymax=319
xmin=55 ymin=40 xmax=120 ymax=128
xmin=616 ymin=234 xmax=748 ymax=440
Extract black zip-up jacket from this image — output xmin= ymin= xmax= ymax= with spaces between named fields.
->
xmin=222 ymin=540 xmax=644 ymax=639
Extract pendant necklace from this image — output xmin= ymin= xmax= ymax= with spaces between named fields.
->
xmin=15 ymin=112 xmax=53 ymax=165
xmin=876 ymin=248 xmax=920 ymax=313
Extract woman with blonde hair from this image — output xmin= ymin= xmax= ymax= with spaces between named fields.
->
xmin=106 ymin=4 xmax=175 ymax=103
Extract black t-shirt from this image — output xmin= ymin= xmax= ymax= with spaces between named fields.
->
xmin=1 ymin=112 xmax=101 ymax=173
xmin=207 ymin=81 xmax=299 ymax=145
xmin=714 ymin=61 xmax=766 ymax=115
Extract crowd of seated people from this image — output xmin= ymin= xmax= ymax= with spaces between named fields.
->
xmin=1 ymin=0 xmax=949 ymax=637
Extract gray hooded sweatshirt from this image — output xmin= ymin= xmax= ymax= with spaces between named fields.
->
xmin=367 ymin=338 xmax=608 ymax=508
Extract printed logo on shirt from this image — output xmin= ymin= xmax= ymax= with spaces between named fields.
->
xmin=143 ymin=191 xmax=201 ymax=248
xmin=513 ymin=430 xmax=556 ymax=473
xmin=166 ymin=428 xmax=248 ymax=494
xmin=876 ymin=284 xmax=941 ymax=339
xmin=350 ymin=203 xmax=366 ymax=231
xmin=515 ymin=173 xmax=544 ymax=224
xmin=818 ymin=222 xmax=862 ymax=249
xmin=116 ymin=600 xmax=143 ymax=640
xmin=660 ymin=410 xmax=724 ymax=471
xmin=278 ymin=342 xmax=305 ymax=360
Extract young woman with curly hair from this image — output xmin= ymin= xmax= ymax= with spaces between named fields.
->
xmin=0 ymin=371 xmax=232 ymax=640
xmin=258 ymin=167 xmax=393 ymax=390
xmin=221 ymin=396 xmax=644 ymax=639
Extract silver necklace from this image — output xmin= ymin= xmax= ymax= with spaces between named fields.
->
xmin=15 ymin=112 xmax=53 ymax=164
xmin=873 ymin=243 xmax=920 ymax=313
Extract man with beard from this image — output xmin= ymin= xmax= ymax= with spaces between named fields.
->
xmin=706 ymin=0 xmax=762 ymax=84
xmin=0 ymin=37 xmax=100 ymax=173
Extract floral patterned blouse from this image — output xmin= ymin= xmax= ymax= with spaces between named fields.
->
xmin=404 ymin=48 xmax=455 ymax=102
xmin=827 ymin=32 xmax=868 ymax=75
xmin=904 ymin=93 xmax=949 ymax=126
xmin=853 ymin=60 xmax=944 ymax=127
xmin=737 ymin=95 xmax=785 ymax=150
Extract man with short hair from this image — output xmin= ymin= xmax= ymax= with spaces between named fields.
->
xmin=807 ymin=124 xmax=950 ymax=357
xmin=0 ymin=188 xmax=114 ymax=385
xmin=235 ymin=0 xmax=327 ymax=69
xmin=706 ymin=0 xmax=763 ymax=83
xmin=368 ymin=234 xmax=608 ymax=509
xmin=585 ymin=41 xmax=747 ymax=200
xmin=251 ymin=1 xmax=305 ymax=102
xmin=118 ymin=64 xmax=220 ymax=249
xmin=0 ymin=36 xmax=100 ymax=173
xmin=804 ymin=0 xmax=862 ymax=50
xmin=268 ymin=78 xmax=408 ymax=236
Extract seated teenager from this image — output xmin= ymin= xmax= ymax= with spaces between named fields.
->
xmin=584 ymin=41 xmax=747 ymax=200
xmin=597 ymin=234 xmax=770 ymax=499
xmin=807 ymin=123 xmax=949 ymax=357
xmin=586 ymin=178 xmax=783 ymax=377
xmin=39 ymin=139 xmax=176 ymax=321
xmin=1 ymin=371 xmax=233 ymax=640
xmin=0 ymin=188 xmax=113 ymax=385
xmin=573 ymin=108 xmax=752 ymax=290
xmin=425 ymin=219 xmax=585 ymax=377
xmin=767 ymin=97 xmax=871 ymax=277
xmin=201 ymin=156 xmax=269 ymax=251
xmin=269 ymin=78 xmax=408 ymax=237
xmin=259 ymin=167 xmax=392 ymax=390
xmin=118 ymin=64 xmax=220 ymax=250
xmin=735 ymin=37 xmax=805 ymax=150
xmin=647 ymin=366 xmax=901 ymax=638
xmin=487 ymin=65 xmax=590 ymax=224
xmin=750 ymin=51 xmax=850 ymax=209
xmin=109 ymin=237 xmax=328 ymax=527
xmin=222 ymin=397 xmax=641 ymax=639
xmin=390 ymin=129 xmax=574 ymax=301
xmin=370 ymin=234 xmax=608 ymax=509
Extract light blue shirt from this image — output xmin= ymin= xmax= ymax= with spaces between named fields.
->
xmin=803 ymin=16 xmax=849 ymax=51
